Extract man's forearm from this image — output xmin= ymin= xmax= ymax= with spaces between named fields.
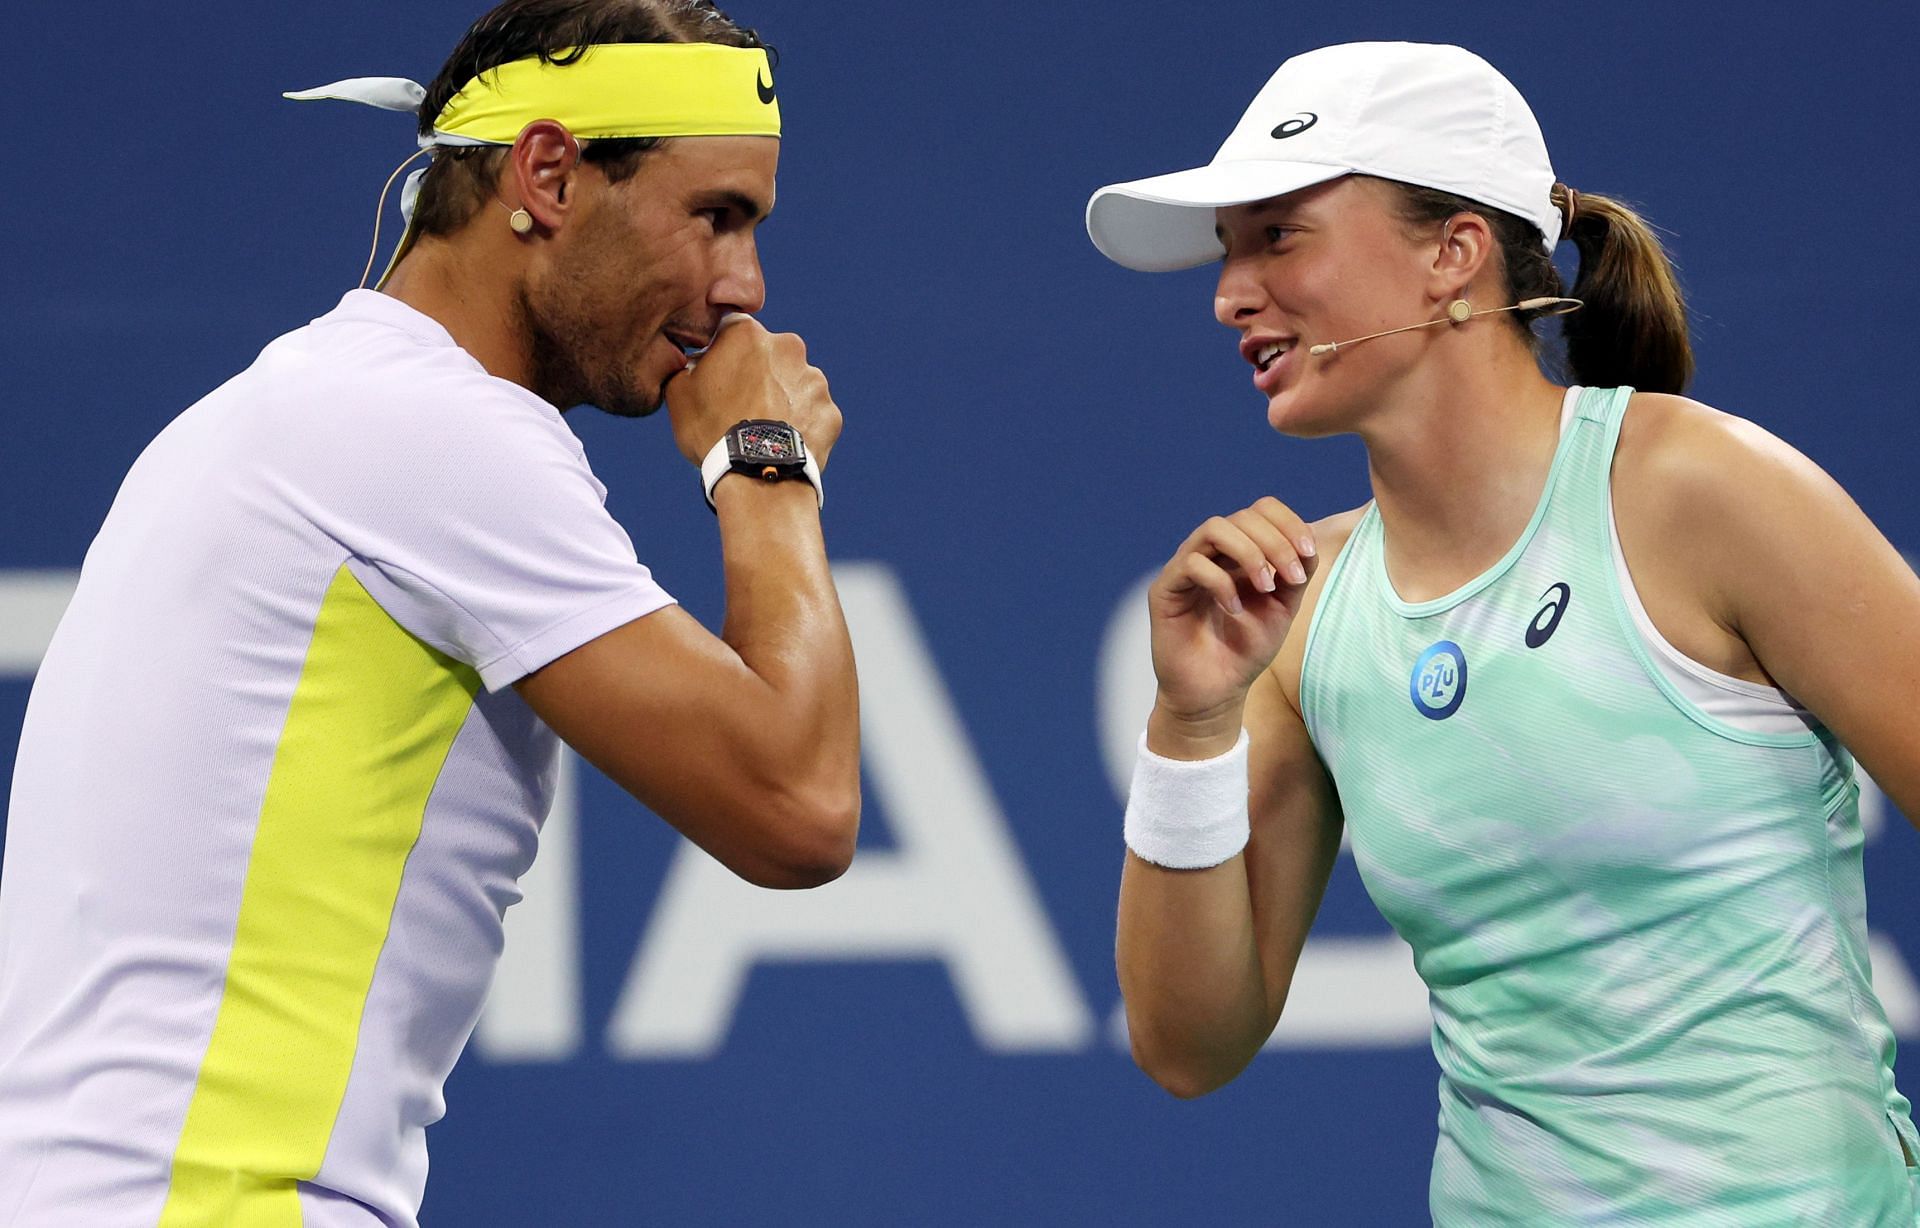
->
xmin=712 ymin=476 xmax=860 ymax=809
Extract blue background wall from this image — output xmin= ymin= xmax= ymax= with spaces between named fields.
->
xmin=4 ymin=2 xmax=1917 ymax=1223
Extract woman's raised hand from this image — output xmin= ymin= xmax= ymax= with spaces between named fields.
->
xmin=1146 ymin=497 xmax=1317 ymax=753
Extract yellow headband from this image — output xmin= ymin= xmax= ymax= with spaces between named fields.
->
xmin=284 ymin=42 xmax=779 ymax=291
xmin=431 ymin=44 xmax=781 ymax=144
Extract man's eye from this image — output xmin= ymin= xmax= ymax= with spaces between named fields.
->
xmin=1266 ymin=226 xmax=1292 ymax=244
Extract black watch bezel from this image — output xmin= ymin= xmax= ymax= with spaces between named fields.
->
xmin=725 ymin=419 xmax=809 ymax=484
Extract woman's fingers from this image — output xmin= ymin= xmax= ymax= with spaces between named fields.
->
xmin=1227 ymin=506 xmax=1307 ymax=587
xmin=1168 ymin=549 xmax=1247 ymax=615
xmin=1148 ymin=499 xmax=1318 ymax=718
xmin=1169 ymin=504 xmax=1311 ymax=595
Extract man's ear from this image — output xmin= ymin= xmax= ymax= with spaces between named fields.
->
xmin=504 ymin=121 xmax=583 ymax=233
xmin=1429 ymin=210 xmax=1497 ymax=304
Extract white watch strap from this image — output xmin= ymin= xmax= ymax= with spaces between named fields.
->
xmin=700 ymin=429 xmax=824 ymax=510
xmin=699 ymin=434 xmax=733 ymax=505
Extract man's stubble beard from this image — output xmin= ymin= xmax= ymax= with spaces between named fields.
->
xmin=515 ymin=245 xmax=664 ymax=420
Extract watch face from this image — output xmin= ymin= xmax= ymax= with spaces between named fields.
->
xmin=733 ymin=421 xmax=803 ymax=462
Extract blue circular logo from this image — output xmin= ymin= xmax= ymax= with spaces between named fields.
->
xmin=1410 ymin=641 xmax=1468 ymax=720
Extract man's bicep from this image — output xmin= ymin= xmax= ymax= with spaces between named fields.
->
xmin=515 ymin=603 xmax=755 ymax=804
xmin=515 ymin=606 xmax=853 ymax=887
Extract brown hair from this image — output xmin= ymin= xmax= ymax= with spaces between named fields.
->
xmin=1385 ymin=179 xmax=1695 ymax=394
xmin=410 ymin=0 xmax=768 ymax=239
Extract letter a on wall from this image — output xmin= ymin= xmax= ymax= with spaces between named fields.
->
xmin=606 ymin=562 xmax=1095 ymax=1058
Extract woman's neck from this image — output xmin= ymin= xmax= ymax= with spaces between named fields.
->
xmin=1359 ymin=346 xmax=1568 ymax=603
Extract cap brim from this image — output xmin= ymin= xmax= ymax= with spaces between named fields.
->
xmin=1086 ymin=160 xmax=1351 ymax=272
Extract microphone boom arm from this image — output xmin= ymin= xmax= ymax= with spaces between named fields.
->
xmin=1309 ymin=297 xmax=1582 ymax=357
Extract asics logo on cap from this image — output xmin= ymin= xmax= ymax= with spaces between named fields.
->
xmin=1270 ymin=112 xmax=1318 ymax=139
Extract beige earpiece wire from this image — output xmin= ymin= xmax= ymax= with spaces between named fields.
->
xmin=360 ymin=148 xmax=433 ymax=290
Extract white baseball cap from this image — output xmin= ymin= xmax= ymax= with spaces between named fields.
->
xmin=1086 ymin=42 xmax=1561 ymax=272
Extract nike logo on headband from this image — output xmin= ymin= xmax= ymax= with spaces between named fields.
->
xmin=757 ymin=70 xmax=776 ymax=104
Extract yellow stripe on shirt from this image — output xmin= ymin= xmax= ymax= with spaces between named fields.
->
xmin=159 ymin=565 xmax=480 ymax=1225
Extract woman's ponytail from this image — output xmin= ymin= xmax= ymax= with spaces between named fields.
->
xmin=1557 ymin=188 xmax=1694 ymax=394
xmin=1388 ymin=179 xmax=1695 ymax=394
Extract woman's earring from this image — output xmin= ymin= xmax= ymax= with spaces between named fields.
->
xmin=508 ymin=208 xmax=534 ymax=236
xmin=1446 ymin=299 xmax=1473 ymax=324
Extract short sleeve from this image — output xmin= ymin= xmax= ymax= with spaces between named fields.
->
xmin=288 ymin=349 xmax=675 ymax=692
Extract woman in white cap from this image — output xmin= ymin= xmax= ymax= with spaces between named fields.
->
xmin=1091 ymin=41 xmax=1920 ymax=1225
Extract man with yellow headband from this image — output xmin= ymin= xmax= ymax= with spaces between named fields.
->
xmin=0 ymin=3 xmax=858 ymax=1223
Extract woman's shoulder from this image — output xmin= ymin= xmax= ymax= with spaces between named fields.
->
xmin=1268 ymin=503 xmax=1373 ymax=711
xmin=1614 ymin=391 xmax=1836 ymax=533
xmin=1302 ymin=503 xmax=1373 ymax=613
xmin=1312 ymin=503 xmax=1372 ymax=550
xmin=1611 ymin=390 xmax=1877 ymax=684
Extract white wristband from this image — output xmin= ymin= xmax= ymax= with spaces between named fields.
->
xmin=1123 ymin=730 xmax=1251 ymax=869
xmin=701 ymin=432 xmax=824 ymax=509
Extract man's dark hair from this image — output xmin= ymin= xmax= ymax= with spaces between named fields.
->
xmin=411 ymin=0 xmax=768 ymax=239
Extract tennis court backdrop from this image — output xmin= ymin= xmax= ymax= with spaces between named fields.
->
xmin=3 ymin=1 xmax=1915 ymax=1222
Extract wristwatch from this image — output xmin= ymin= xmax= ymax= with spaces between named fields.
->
xmin=700 ymin=419 xmax=824 ymax=510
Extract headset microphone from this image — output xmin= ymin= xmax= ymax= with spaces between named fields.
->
xmin=1308 ymin=297 xmax=1582 ymax=357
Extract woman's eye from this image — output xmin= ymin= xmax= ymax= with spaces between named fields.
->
xmin=1265 ymin=226 xmax=1291 ymax=244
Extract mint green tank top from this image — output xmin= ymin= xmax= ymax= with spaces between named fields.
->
xmin=1299 ymin=386 xmax=1918 ymax=1225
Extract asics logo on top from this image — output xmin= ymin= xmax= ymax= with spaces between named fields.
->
xmin=1526 ymin=582 xmax=1572 ymax=649
xmin=757 ymin=70 xmax=776 ymax=104
xmin=1270 ymin=112 xmax=1318 ymax=139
